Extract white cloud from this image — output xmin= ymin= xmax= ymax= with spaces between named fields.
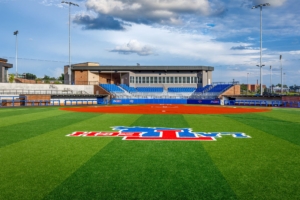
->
xmin=289 ymin=51 xmax=300 ymax=55
xmin=85 ymin=0 xmax=212 ymax=25
xmin=252 ymin=0 xmax=287 ymax=7
xmin=110 ymin=40 xmax=154 ymax=56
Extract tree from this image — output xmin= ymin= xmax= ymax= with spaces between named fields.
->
xmin=240 ymin=84 xmax=247 ymax=91
xmin=9 ymin=74 xmax=14 ymax=83
xmin=58 ymin=73 xmax=64 ymax=81
xmin=25 ymin=73 xmax=37 ymax=80
xmin=43 ymin=75 xmax=50 ymax=80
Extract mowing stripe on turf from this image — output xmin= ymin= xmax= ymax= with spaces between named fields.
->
xmin=0 ymin=109 xmax=66 ymax=127
xmin=0 ymin=111 xmax=99 ymax=148
xmin=184 ymin=113 xmax=300 ymax=200
xmin=0 ymin=107 xmax=50 ymax=119
xmin=224 ymin=113 xmax=300 ymax=146
xmin=257 ymin=109 xmax=300 ymax=124
xmin=0 ymin=113 xmax=141 ymax=200
xmin=44 ymin=114 xmax=237 ymax=200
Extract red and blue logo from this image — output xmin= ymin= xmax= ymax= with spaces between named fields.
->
xmin=67 ymin=126 xmax=251 ymax=141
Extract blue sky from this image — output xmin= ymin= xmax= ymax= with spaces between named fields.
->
xmin=1 ymin=0 xmax=299 ymax=86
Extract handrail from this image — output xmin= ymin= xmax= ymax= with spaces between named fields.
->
xmin=0 ymin=89 xmax=91 ymax=95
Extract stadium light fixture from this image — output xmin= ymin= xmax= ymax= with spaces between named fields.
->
xmin=252 ymin=3 xmax=270 ymax=95
xmin=61 ymin=1 xmax=79 ymax=85
xmin=13 ymin=30 xmax=18 ymax=79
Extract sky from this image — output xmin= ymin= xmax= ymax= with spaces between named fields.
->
xmin=0 ymin=0 xmax=299 ymax=86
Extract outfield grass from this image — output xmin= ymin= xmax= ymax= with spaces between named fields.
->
xmin=0 ymin=106 xmax=299 ymax=200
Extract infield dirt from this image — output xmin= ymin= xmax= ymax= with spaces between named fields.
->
xmin=60 ymin=104 xmax=270 ymax=114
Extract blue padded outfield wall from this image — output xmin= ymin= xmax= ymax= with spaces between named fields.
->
xmin=107 ymin=98 xmax=221 ymax=105
xmin=111 ymin=99 xmax=187 ymax=104
xmin=186 ymin=99 xmax=220 ymax=105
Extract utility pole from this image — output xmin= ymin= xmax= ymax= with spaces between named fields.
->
xmin=61 ymin=1 xmax=79 ymax=85
xmin=280 ymin=55 xmax=283 ymax=94
xmin=14 ymin=30 xmax=18 ymax=79
xmin=252 ymin=3 xmax=270 ymax=96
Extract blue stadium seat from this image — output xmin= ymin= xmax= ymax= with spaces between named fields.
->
xmin=195 ymin=85 xmax=212 ymax=92
xmin=100 ymin=84 xmax=124 ymax=93
xmin=136 ymin=87 xmax=163 ymax=93
xmin=168 ymin=87 xmax=196 ymax=92
xmin=207 ymin=84 xmax=232 ymax=93
xmin=120 ymin=84 xmax=138 ymax=93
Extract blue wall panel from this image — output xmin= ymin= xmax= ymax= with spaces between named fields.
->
xmin=187 ymin=99 xmax=220 ymax=105
xmin=110 ymin=99 xmax=188 ymax=105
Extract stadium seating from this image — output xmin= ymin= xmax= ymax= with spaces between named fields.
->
xmin=120 ymin=84 xmax=138 ymax=93
xmin=207 ymin=84 xmax=232 ymax=93
xmin=136 ymin=87 xmax=163 ymax=93
xmin=100 ymin=84 xmax=124 ymax=93
xmin=195 ymin=85 xmax=212 ymax=92
xmin=168 ymin=87 xmax=196 ymax=93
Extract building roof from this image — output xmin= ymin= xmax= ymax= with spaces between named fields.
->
xmin=69 ymin=62 xmax=214 ymax=71
xmin=0 ymin=58 xmax=13 ymax=68
xmin=0 ymin=58 xmax=8 ymax=63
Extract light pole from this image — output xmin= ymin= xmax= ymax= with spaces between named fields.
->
xmin=61 ymin=1 xmax=79 ymax=85
xmin=270 ymin=65 xmax=272 ymax=93
xmin=257 ymin=64 xmax=265 ymax=94
xmin=247 ymin=72 xmax=250 ymax=95
xmin=13 ymin=30 xmax=18 ymax=79
xmin=283 ymin=72 xmax=286 ymax=93
xmin=252 ymin=3 xmax=270 ymax=96
xmin=280 ymin=55 xmax=283 ymax=94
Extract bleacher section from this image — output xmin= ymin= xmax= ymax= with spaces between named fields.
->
xmin=120 ymin=84 xmax=137 ymax=93
xmin=100 ymin=84 xmax=124 ymax=93
xmin=168 ymin=87 xmax=196 ymax=93
xmin=194 ymin=85 xmax=211 ymax=93
xmin=100 ymin=83 xmax=234 ymax=100
xmin=207 ymin=84 xmax=232 ymax=93
xmin=136 ymin=87 xmax=163 ymax=93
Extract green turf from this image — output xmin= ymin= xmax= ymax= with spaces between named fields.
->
xmin=0 ymin=107 xmax=49 ymax=119
xmin=224 ymin=113 xmax=300 ymax=146
xmin=184 ymin=114 xmax=300 ymax=199
xmin=0 ymin=106 xmax=299 ymax=200
xmin=45 ymin=115 xmax=237 ymax=199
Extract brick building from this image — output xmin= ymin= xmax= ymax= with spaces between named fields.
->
xmin=64 ymin=62 xmax=214 ymax=88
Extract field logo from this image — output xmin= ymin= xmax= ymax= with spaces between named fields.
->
xmin=67 ymin=126 xmax=251 ymax=141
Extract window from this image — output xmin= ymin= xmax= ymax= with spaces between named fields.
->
xmin=175 ymin=77 xmax=178 ymax=83
xmin=166 ymin=77 xmax=169 ymax=83
xmin=162 ymin=77 xmax=165 ymax=83
xmin=183 ymin=77 xmax=186 ymax=83
xmin=187 ymin=77 xmax=190 ymax=83
xmin=159 ymin=77 xmax=162 ymax=83
xmin=136 ymin=77 xmax=138 ymax=83
xmin=194 ymin=77 xmax=198 ymax=83
xmin=146 ymin=77 xmax=149 ymax=83
xmin=130 ymin=76 xmax=134 ymax=83
xmin=198 ymin=77 xmax=202 ymax=83
xmin=150 ymin=77 xmax=153 ymax=83
xmin=142 ymin=77 xmax=146 ymax=83
xmin=154 ymin=77 xmax=158 ymax=83
xmin=179 ymin=77 xmax=182 ymax=83
xmin=139 ymin=77 xmax=142 ymax=83
xmin=191 ymin=77 xmax=194 ymax=83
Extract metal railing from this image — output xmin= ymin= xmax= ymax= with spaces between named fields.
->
xmin=0 ymin=89 xmax=89 ymax=95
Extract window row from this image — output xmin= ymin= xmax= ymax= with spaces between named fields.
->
xmin=130 ymin=76 xmax=202 ymax=84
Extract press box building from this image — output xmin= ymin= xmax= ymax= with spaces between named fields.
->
xmin=64 ymin=62 xmax=214 ymax=88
